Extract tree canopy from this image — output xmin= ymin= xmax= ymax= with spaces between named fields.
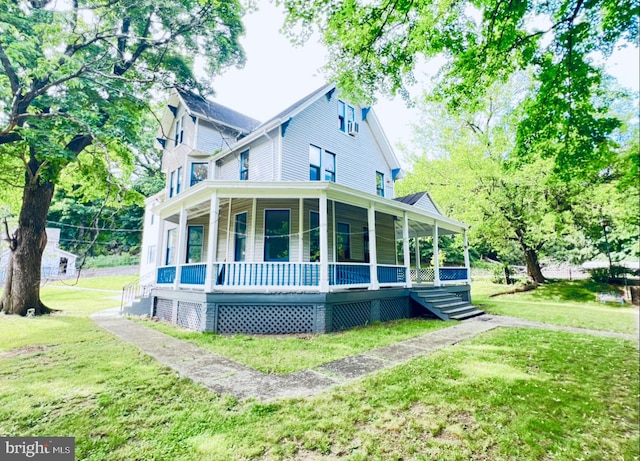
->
xmin=0 ymin=0 xmax=246 ymax=314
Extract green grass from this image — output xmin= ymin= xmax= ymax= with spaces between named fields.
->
xmin=140 ymin=318 xmax=454 ymax=374
xmin=0 ymin=275 xmax=638 ymax=460
xmin=472 ymin=279 xmax=639 ymax=335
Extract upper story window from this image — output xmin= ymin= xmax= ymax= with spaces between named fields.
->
xmin=176 ymin=167 xmax=182 ymax=195
xmin=174 ymin=115 xmax=185 ymax=146
xmin=309 ymin=145 xmax=336 ymax=182
xmin=338 ymin=100 xmax=358 ymax=135
xmin=239 ymin=150 xmax=249 ymax=180
xmin=190 ymin=162 xmax=208 ymax=186
xmin=376 ymin=171 xmax=385 ymax=197
xmin=169 ymin=171 xmax=175 ymax=198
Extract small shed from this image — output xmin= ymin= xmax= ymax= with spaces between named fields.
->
xmin=0 ymin=228 xmax=77 ymax=282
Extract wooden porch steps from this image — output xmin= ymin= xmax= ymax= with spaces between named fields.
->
xmin=410 ymin=288 xmax=484 ymax=321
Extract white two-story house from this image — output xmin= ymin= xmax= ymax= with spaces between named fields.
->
xmin=137 ymin=84 xmax=481 ymax=334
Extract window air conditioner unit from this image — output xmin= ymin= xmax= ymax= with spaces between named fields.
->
xmin=347 ymin=121 xmax=359 ymax=136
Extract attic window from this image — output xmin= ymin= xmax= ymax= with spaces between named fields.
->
xmin=338 ymin=100 xmax=357 ymax=135
xmin=174 ymin=115 xmax=185 ymax=146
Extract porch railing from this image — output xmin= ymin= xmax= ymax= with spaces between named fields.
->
xmin=377 ymin=265 xmax=407 ymax=284
xmin=180 ymin=263 xmax=207 ymax=285
xmin=157 ymin=265 xmax=177 ymax=284
xmin=220 ymin=262 xmax=320 ymax=287
xmin=329 ymin=263 xmax=370 ymax=286
xmin=410 ymin=267 xmax=468 ymax=283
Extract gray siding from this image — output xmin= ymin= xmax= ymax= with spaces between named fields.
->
xmin=196 ymin=119 xmax=235 ymax=154
xmin=216 ymin=134 xmax=276 ymax=181
xmin=414 ymin=195 xmax=441 ymax=215
xmin=280 ymin=94 xmax=395 ymax=198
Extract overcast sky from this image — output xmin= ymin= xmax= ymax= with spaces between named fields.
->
xmin=211 ymin=1 xmax=640 ymax=165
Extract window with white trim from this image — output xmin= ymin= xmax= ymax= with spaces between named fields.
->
xmin=190 ymin=162 xmax=208 ymax=186
xmin=165 ymin=229 xmax=176 ymax=265
xmin=309 ymin=145 xmax=336 ymax=182
xmin=169 ymin=171 xmax=175 ymax=198
xmin=186 ymin=226 xmax=204 ymax=263
xmin=376 ymin=171 xmax=385 ymax=197
xmin=176 ymin=167 xmax=182 ymax=194
xmin=264 ymin=210 xmax=290 ymax=262
xmin=234 ymin=212 xmax=247 ymax=261
xmin=337 ymin=222 xmax=351 ymax=261
xmin=174 ymin=115 xmax=184 ymax=145
xmin=239 ymin=150 xmax=249 ymax=180
xmin=309 ymin=211 xmax=319 ymax=262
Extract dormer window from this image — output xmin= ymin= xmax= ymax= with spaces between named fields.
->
xmin=338 ymin=100 xmax=357 ymax=134
xmin=174 ymin=115 xmax=185 ymax=146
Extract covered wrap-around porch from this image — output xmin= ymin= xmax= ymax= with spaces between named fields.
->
xmin=152 ymin=181 xmax=470 ymax=293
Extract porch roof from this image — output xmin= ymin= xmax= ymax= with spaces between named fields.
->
xmin=155 ymin=181 xmax=468 ymax=235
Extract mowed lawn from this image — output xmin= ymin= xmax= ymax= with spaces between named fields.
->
xmin=0 ymin=276 xmax=638 ymax=460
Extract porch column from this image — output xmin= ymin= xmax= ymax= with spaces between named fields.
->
xmin=204 ymin=193 xmax=219 ymax=291
xmin=432 ymin=222 xmax=440 ymax=286
xmin=368 ymin=202 xmax=379 ymax=290
xmin=298 ymin=198 xmax=304 ymax=262
xmin=415 ymin=237 xmax=421 ymax=283
xmin=174 ymin=205 xmax=188 ymax=289
xmin=319 ymin=193 xmax=329 ymax=292
xmin=249 ymin=198 xmax=257 ymax=262
xmin=463 ymin=229 xmax=471 ymax=285
xmin=155 ymin=216 xmax=165 ymax=270
xmin=403 ymin=212 xmax=412 ymax=288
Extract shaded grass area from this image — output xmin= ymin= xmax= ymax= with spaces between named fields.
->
xmin=1 ymin=319 xmax=637 ymax=460
xmin=472 ymin=279 xmax=639 ymax=335
xmin=140 ymin=318 xmax=454 ymax=374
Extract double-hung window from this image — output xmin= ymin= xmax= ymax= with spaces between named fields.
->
xmin=337 ymin=222 xmax=351 ymax=261
xmin=190 ymin=162 xmax=208 ymax=186
xmin=176 ymin=167 xmax=182 ymax=195
xmin=165 ymin=229 xmax=176 ymax=265
xmin=309 ymin=211 xmax=320 ymax=262
xmin=186 ymin=226 xmax=204 ymax=263
xmin=169 ymin=171 xmax=175 ymax=198
xmin=376 ymin=171 xmax=385 ymax=197
xmin=234 ymin=212 xmax=247 ymax=261
xmin=309 ymin=145 xmax=336 ymax=182
xmin=264 ymin=210 xmax=290 ymax=262
xmin=239 ymin=150 xmax=249 ymax=180
xmin=175 ymin=115 xmax=184 ymax=146
xmin=338 ymin=100 xmax=356 ymax=133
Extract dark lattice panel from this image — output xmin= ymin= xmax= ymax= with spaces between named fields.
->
xmin=332 ymin=302 xmax=371 ymax=332
xmin=380 ymin=297 xmax=408 ymax=322
xmin=154 ymin=298 xmax=173 ymax=322
xmin=177 ymin=301 xmax=203 ymax=331
xmin=216 ymin=305 xmax=315 ymax=334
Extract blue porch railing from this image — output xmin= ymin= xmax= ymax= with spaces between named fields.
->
xmin=329 ymin=263 xmax=370 ymax=286
xmin=180 ymin=263 xmax=207 ymax=285
xmin=439 ymin=267 xmax=468 ymax=281
xmin=377 ymin=265 xmax=406 ymax=284
xmin=220 ymin=262 xmax=320 ymax=287
xmin=157 ymin=265 xmax=176 ymax=284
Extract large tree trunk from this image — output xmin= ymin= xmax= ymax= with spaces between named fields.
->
xmin=523 ymin=246 xmax=546 ymax=284
xmin=0 ymin=174 xmax=54 ymax=316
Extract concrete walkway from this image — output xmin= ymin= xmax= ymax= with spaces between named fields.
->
xmin=92 ymin=312 xmax=638 ymax=401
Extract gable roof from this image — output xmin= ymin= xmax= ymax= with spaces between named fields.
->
xmin=394 ymin=192 xmax=442 ymax=215
xmin=177 ymin=88 xmax=261 ymax=134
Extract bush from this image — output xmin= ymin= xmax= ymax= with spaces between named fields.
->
xmin=588 ymin=265 xmax=637 ymax=284
xmin=81 ymin=253 xmax=140 ymax=268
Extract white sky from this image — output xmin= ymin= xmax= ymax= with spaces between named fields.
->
xmin=211 ymin=1 xmax=640 ymax=165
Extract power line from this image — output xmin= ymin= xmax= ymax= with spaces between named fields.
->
xmin=47 ymin=220 xmax=142 ymax=232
